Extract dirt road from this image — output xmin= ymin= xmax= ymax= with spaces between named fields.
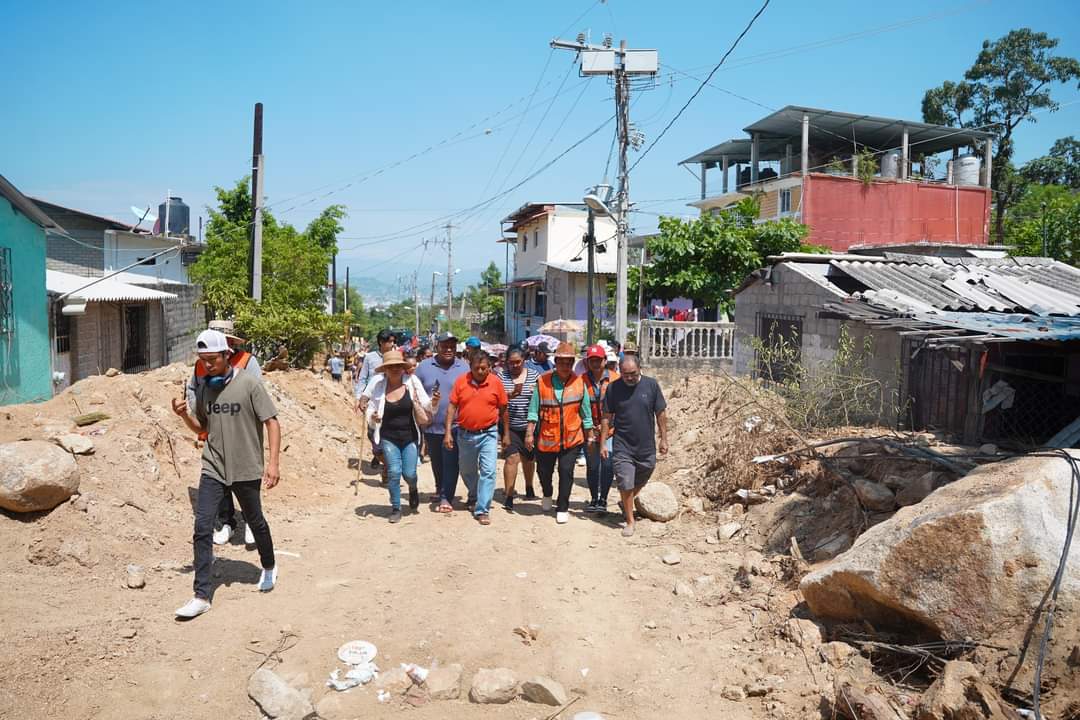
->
xmin=0 ymin=368 xmax=821 ymax=719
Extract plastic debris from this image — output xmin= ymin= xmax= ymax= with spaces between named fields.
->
xmin=515 ymin=571 xmax=528 ymax=579
xmin=377 ymin=690 xmax=391 ymax=703
xmin=402 ymin=663 xmax=428 ymax=684
xmin=326 ymin=662 xmax=379 ymax=691
xmin=743 ymin=415 xmax=763 ymax=433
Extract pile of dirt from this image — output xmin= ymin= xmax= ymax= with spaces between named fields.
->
xmin=0 ymin=363 xmax=363 ymax=580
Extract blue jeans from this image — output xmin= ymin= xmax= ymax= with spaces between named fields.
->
xmin=586 ymin=439 xmax=614 ymax=503
xmin=427 ymin=431 xmax=460 ymax=503
xmin=457 ymin=427 xmax=498 ymax=516
xmin=381 ymin=439 xmax=418 ymax=510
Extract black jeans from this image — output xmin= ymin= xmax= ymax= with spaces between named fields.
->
xmin=193 ymin=474 xmax=274 ymax=600
xmin=537 ymin=446 xmax=580 ymax=513
xmin=217 ymin=493 xmax=244 ymax=530
xmin=426 ymin=430 xmax=461 ymax=503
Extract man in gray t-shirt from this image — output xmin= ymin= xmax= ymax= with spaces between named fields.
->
xmin=171 ymin=330 xmax=281 ymax=619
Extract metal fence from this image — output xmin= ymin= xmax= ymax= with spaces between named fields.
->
xmin=639 ymin=320 xmax=736 ymax=362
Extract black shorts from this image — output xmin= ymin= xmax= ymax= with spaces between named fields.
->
xmin=612 ymin=454 xmax=655 ymax=491
xmin=501 ymin=427 xmax=535 ymax=461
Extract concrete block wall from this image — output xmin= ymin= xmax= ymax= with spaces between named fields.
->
xmin=164 ymin=285 xmax=203 ymax=364
xmin=732 ymin=264 xmax=848 ymax=376
xmin=46 ymin=229 xmax=105 ymax=276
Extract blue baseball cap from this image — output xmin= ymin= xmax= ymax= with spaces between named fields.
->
xmin=465 ymin=336 xmax=482 ymax=348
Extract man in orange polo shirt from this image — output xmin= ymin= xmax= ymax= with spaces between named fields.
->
xmin=444 ymin=351 xmax=509 ymax=525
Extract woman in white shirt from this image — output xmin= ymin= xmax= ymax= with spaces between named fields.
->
xmin=363 ymin=351 xmax=435 ymax=523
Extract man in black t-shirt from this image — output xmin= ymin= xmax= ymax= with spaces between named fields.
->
xmin=601 ymin=355 xmax=668 ymax=538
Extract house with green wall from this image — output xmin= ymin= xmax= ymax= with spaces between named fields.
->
xmin=0 ymin=174 xmax=62 ymax=405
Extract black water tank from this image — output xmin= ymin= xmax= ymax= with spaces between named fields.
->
xmin=158 ymin=197 xmax=190 ymax=236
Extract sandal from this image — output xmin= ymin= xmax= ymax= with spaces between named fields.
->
xmin=437 ymin=501 xmax=453 ymax=514
xmin=477 ymin=514 xmax=491 ymax=526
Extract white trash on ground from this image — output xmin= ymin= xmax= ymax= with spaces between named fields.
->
xmin=326 ymin=639 xmax=380 ymax=692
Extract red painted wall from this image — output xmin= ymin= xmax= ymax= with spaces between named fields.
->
xmin=801 ymin=173 xmax=991 ymax=251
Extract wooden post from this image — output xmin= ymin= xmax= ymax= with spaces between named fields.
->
xmin=735 ymin=163 xmax=742 ymax=190
xmin=982 ymin=139 xmax=993 ymax=188
xmin=699 ymin=162 xmax=707 ymax=200
xmin=785 ymin=143 xmax=792 ymax=177
xmin=721 ymin=155 xmax=729 ymax=193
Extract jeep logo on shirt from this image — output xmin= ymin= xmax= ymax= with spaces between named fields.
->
xmin=208 ymin=402 xmax=242 ymax=416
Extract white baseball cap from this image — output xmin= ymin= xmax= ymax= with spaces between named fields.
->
xmin=196 ymin=329 xmax=230 ymax=353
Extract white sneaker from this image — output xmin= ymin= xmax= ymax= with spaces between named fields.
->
xmin=175 ymin=597 xmax=211 ymax=618
xmin=244 ymin=524 xmax=255 ymax=545
xmin=576 ymin=456 xmax=587 ymax=467
xmin=212 ymin=524 xmax=233 ymax=545
xmin=258 ymin=566 xmax=278 ymax=592
xmin=556 ymin=512 xmax=569 ymax=524
xmin=541 ymin=497 xmax=553 ymax=512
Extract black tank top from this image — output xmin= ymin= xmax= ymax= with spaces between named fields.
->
xmin=381 ymin=389 xmax=417 ymax=447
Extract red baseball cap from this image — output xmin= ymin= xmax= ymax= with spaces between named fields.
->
xmin=586 ymin=344 xmax=606 ymax=360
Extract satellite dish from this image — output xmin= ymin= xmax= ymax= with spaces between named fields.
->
xmin=131 ymin=206 xmax=157 ymax=230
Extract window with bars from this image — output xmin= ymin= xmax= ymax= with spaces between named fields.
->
xmin=755 ymin=312 xmax=803 ymax=384
xmin=53 ymin=300 xmax=71 ymax=353
xmin=0 ymin=247 xmax=12 ymax=335
xmin=780 ymin=189 xmax=792 ymax=214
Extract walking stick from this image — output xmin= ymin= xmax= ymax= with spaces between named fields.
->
xmin=356 ymin=408 xmax=367 ymax=495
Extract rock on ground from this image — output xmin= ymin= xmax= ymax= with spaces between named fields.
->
xmin=852 ymin=478 xmax=895 ymax=511
xmin=375 ymin=666 xmax=411 ymax=695
xmin=780 ymin=618 xmax=822 ymax=649
xmin=520 ymin=676 xmax=568 ymax=706
xmin=54 ymin=434 xmax=94 ymax=455
xmin=247 ymin=668 xmax=314 ymax=720
xmin=915 ymin=661 xmax=1014 ymax=720
xmin=0 ymin=441 xmax=80 ymax=512
xmin=833 ymin=671 xmax=896 ymax=720
xmin=424 ymin=663 xmax=463 ymax=700
xmin=819 ymin=641 xmax=858 ymax=668
xmin=635 ymin=482 xmax=679 ymax=522
xmin=895 ymin=471 xmax=937 ymax=507
xmin=469 ymin=667 xmax=517 ymax=704
xmin=802 ymin=452 xmax=1080 ymax=655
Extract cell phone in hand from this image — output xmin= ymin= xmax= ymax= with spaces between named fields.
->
xmin=433 ymin=379 xmax=440 ymax=392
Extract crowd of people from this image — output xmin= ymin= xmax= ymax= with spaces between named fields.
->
xmin=351 ymin=331 xmax=668 ymax=536
xmin=168 ymin=320 xmax=666 ymax=620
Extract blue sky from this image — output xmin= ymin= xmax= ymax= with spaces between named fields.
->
xmin=3 ymin=0 xmax=1078 ymax=291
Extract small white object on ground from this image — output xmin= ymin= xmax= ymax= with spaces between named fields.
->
xmin=515 ymin=571 xmax=528 ymax=578
xmin=337 ymin=640 xmax=377 ymax=666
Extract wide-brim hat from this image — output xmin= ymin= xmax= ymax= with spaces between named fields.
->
xmin=375 ymin=350 xmax=410 ymax=372
xmin=553 ymin=341 xmax=577 ymax=360
xmin=208 ymin=319 xmax=244 ymax=342
xmin=622 ymin=341 xmax=639 ymax=354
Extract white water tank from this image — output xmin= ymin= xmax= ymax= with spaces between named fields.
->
xmin=880 ymin=150 xmax=901 ymax=179
xmin=950 ymin=154 xmax=981 ymax=186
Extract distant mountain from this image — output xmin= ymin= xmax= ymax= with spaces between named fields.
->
xmin=340 ymin=266 xmax=488 ymax=306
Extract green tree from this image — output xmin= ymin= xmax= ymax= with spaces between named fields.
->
xmin=1005 ymin=184 xmax=1080 ymax=263
xmin=1021 ymin=136 xmax=1080 ymax=189
xmin=188 ymin=179 xmax=348 ymax=366
xmin=627 ymin=198 xmax=814 ymax=315
xmin=462 ymin=261 xmax=505 ymax=334
xmin=922 ymin=29 xmax=1080 ymax=241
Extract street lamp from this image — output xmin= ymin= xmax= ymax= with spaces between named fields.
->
xmin=583 ymin=186 xmax=613 ymax=345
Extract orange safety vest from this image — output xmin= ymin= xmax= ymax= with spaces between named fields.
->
xmin=195 ymin=350 xmax=252 ymax=378
xmin=584 ymin=369 xmax=619 ymax=433
xmin=536 ymin=372 xmax=586 ymax=453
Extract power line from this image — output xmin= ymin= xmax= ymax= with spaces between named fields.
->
xmin=630 ymin=0 xmax=771 ymax=172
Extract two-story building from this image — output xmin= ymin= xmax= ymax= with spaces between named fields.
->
xmin=680 ymin=105 xmax=995 ymax=251
xmin=499 ymin=202 xmax=618 ymax=343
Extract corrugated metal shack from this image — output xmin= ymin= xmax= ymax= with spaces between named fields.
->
xmin=733 ymin=253 xmax=1080 ymax=446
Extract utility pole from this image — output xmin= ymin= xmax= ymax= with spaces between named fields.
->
xmin=430 ymin=270 xmax=440 ymax=334
xmin=614 ymin=39 xmax=631 ymax=344
xmin=413 ymin=272 xmax=420 ymax=339
xmin=586 ymin=209 xmax=596 ymax=346
xmin=248 ymin=102 xmax=264 ymax=301
xmin=344 ymin=266 xmax=350 ymax=348
xmin=551 ymin=36 xmax=656 ymax=343
xmin=331 ymin=252 xmax=337 ymax=314
xmin=445 ymin=223 xmax=455 ymax=326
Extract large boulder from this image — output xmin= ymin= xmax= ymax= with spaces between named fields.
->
xmin=801 ymin=452 xmax=1080 ymax=654
xmin=634 ymin=482 xmax=678 ymax=522
xmin=247 ymin=668 xmax=314 ymax=720
xmin=0 ymin=441 xmax=80 ymax=512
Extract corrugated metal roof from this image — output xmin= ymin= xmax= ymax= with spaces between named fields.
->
xmin=46 ymin=269 xmax=177 ymax=302
xmin=913 ymin=312 xmax=1080 ymax=342
xmin=827 ymin=257 xmax=1080 ymax=317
